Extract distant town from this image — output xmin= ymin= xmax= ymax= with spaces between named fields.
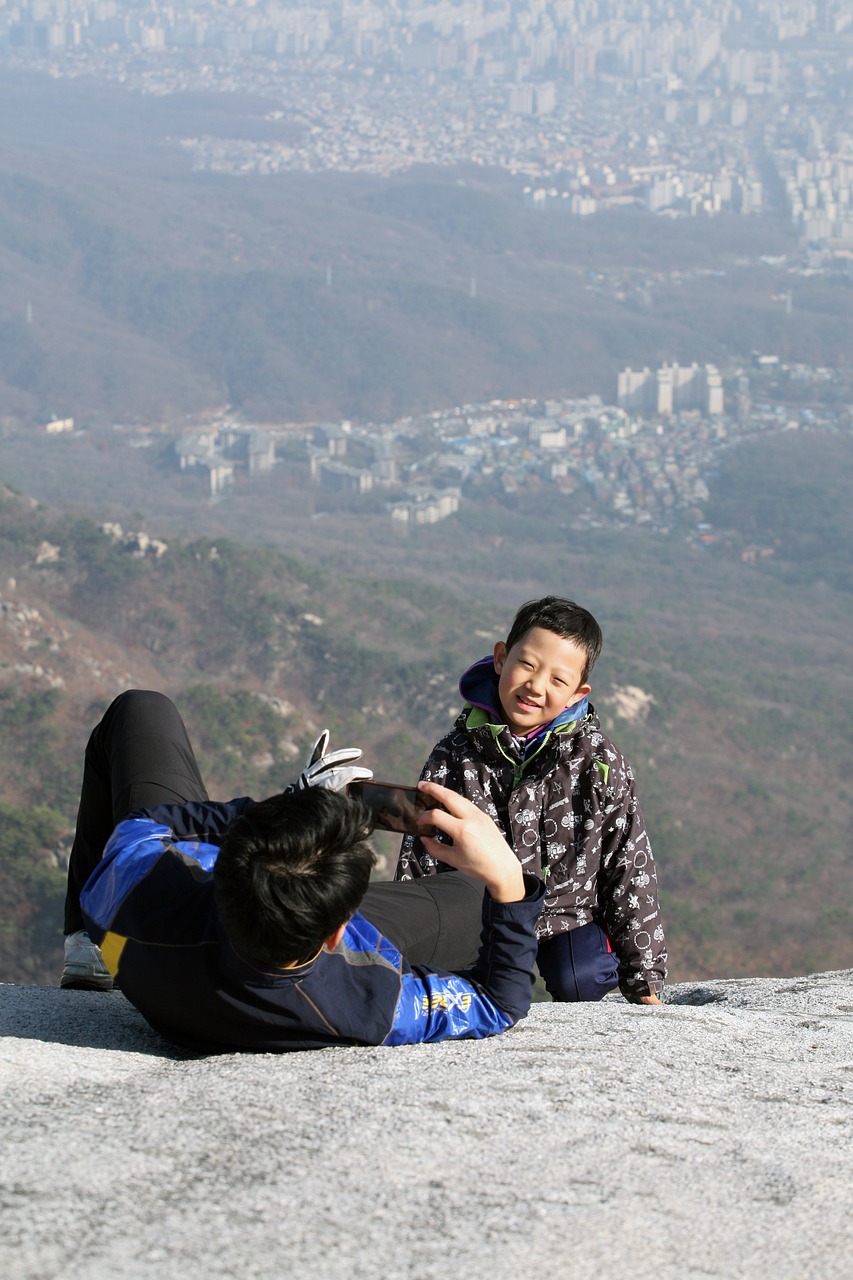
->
xmin=46 ymin=353 xmax=850 ymax=554
xmin=8 ymin=0 xmax=851 ymax=545
xmin=2 ymin=0 xmax=851 ymax=259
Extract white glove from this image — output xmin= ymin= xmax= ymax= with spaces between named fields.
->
xmin=295 ymin=729 xmax=373 ymax=794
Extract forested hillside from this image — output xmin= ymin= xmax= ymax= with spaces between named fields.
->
xmin=1 ymin=72 xmax=847 ymax=426
xmin=1 ymin=432 xmax=851 ymax=987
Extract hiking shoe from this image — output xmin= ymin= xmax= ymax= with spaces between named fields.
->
xmin=60 ymin=930 xmax=114 ymax=991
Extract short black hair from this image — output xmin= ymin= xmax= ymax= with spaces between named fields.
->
xmin=214 ymin=788 xmax=375 ymax=967
xmin=504 ymin=596 xmax=603 ymax=685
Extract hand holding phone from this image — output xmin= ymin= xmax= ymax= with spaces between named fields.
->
xmin=348 ymin=780 xmax=439 ymax=837
xmin=414 ymin=780 xmax=526 ymax=903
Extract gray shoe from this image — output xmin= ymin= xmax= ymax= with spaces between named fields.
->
xmin=60 ymin=930 xmax=114 ymax=991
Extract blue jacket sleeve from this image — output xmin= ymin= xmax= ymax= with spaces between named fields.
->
xmin=81 ymin=815 xmax=223 ymax=940
xmin=132 ymin=796 xmax=255 ymax=841
xmin=385 ymin=873 xmax=544 ymax=1046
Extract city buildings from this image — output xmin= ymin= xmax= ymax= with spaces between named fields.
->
xmin=617 ymin=363 xmax=725 ymax=417
xmin=2 ymin=2 xmax=849 ymax=253
xmin=157 ymin=358 xmax=849 ymax=542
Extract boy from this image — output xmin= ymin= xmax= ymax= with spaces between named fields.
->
xmin=396 ymin=597 xmax=666 ymax=1004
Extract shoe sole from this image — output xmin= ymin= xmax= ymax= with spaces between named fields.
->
xmin=60 ymin=974 xmax=114 ymax=991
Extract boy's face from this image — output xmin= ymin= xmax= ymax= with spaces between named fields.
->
xmin=493 ymin=626 xmax=591 ymax=736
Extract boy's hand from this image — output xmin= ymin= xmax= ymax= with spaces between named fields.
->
xmin=415 ymin=780 xmax=525 ymax=903
xmin=636 ymin=993 xmax=662 ymax=1005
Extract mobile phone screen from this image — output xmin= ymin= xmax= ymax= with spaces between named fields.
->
xmin=349 ymin=781 xmax=436 ymax=837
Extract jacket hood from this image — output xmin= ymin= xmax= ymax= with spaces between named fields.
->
xmin=458 ymin=655 xmax=590 ymax=741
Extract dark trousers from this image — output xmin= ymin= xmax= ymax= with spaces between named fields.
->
xmin=536 ymin=923 xmax=620 ymax=1002
xmin=64 ymin=690 xmax=483 ymax=970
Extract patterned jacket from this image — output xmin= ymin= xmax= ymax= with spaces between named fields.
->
xmin=396 ymin=659 xmax=667 ymax=1000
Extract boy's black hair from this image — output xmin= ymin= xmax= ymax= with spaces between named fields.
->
xmin=214 ymin=788 xmax=375 ymax=967
xmin=504 ymin=596 xmax=603 ymax=685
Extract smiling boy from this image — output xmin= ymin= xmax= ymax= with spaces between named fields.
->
xmin=396 ymin=596 xmax=667 ymax=1004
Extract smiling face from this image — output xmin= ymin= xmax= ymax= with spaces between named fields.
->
xmin=493 ymin=626 xmax=592 ymax=736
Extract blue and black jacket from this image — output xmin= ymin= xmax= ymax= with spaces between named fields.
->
xmin=80 ymin=799 xmax=544 ymax=1053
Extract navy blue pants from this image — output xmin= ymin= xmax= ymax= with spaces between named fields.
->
xmin=536 ymin=922 xmax=619 ymax=1002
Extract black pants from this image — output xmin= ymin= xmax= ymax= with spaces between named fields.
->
xmin=64 ymin=690 xmax=483 ymax=970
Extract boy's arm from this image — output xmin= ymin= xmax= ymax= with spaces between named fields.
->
xmin=80 ymin=812 xmax=220 ymax=944
xmin=385 ymin=880 xmax=544 ymax=1044
xmin=386 ymin=781 xmax=544 ymax=1045
xmin=134 ymin=797 xmax=255 ymax=841
xmin=597 ymin=782 xmax=667 ymax=1003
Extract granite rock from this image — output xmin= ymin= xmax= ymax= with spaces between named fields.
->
xmin=2 ymin=972 xmax=852 ymax=1279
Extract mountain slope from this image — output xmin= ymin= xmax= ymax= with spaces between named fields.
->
xmin=1 ymin=462 xmax=851 ymax=988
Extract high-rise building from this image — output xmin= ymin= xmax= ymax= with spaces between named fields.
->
xmin=656 ymin=366 xmax=674 ymax=415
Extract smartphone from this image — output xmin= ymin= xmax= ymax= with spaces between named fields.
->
xmin=348 ymin=780 xmax=438 ymax=837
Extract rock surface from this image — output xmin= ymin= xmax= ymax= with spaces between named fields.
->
xmin=2 ymin=972 xmax=852 ymax=1279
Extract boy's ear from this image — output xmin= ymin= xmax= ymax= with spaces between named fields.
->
xmin=493 ymin=641 xmax=507 ymax=673
xmin=324 ymin=921 xmax=348 ymax=953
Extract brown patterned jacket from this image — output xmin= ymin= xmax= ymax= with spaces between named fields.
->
xmin=395 ymin=674 xmax=667 ymax=1000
